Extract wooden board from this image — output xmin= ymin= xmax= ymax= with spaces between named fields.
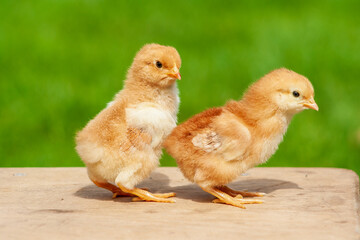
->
xmin=0 ymin=167 xmax=359 ymax=240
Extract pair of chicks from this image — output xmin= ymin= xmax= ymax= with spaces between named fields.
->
xmin=76 ymin=44 xmax=318 ymax=208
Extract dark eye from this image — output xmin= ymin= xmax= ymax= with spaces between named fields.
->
xmin=292 ymin=91 xmax=300 ymax=97
xmin=156 ymin=61 xmax=162 ymax=68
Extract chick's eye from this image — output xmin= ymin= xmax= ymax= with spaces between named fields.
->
xmin=292 ymin=91 xmax=300 ymax=97
xmin=155 ymin=61 xmax=162 ymax=68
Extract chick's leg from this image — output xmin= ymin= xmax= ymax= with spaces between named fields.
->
xmin=117 ymin=183 xmax=176 ymax=203
xmin=218 ymin=185 xmax=265 ymax=198
xmin=114 ymin=162 xmax=175 ymax=202
xmin=91 ymin=179 xmax=135 ymax=198
xmin=201 ymin=186 xmax=263 ymax=209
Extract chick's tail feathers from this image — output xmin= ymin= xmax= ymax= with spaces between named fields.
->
xmin=75 ymin=138 xmax=105 ymax=164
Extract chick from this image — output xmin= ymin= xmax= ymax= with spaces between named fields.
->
xmin=76 ymin=43 xmax=181 ymax=203
xmin=164 ymin=68 xmax=318 ymax=208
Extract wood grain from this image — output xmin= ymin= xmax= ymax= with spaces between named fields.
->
xmin=0 ymin=167 xmax=359 ymax=240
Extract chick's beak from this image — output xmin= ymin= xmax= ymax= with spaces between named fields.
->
xmin=303 ymin=97 xmax=319 ymax=111
xmin=167 ymin=67 xmax=181 ymax=80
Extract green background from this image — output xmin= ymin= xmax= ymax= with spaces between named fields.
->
xmin=1 ymin=1 xmax=359 ymax=175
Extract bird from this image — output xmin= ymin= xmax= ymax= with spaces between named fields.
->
xmin=164 ymin=68 xmax=318 ymax=208
xmin=75 ymin=43 xmax=181 ymax=203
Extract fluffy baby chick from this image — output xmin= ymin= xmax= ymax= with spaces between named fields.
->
xmin=76 ymin=43 xmax=181 ymax=203
xmin=164 ymin=68 xmax=318 ymax=208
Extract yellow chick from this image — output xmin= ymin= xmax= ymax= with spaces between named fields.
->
xmin=76 ymin=43 xmax=181 ymax=203
xmin=164 ymin=68 xmax=318 ymax=208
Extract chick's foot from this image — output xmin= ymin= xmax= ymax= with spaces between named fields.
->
xmin=202 ymin=186 xmax=263 ymax=209
xmin=91 ymin=180 xmax=135 ymax=198
xmin=117 ymin=184 xmax=176 ymax=203
xmin=217 ymin=185 xmax=265 ymax=198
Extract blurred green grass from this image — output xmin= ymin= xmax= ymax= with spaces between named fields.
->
xmin=1 ymin=0 xmax=359 ymax=174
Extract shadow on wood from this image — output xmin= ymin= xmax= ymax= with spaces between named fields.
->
xmin=74 ymin=170 xmax=301 ymax=203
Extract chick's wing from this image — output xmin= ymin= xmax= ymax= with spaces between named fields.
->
xmin=191 ymin=111 xmax=251 ymax=161
xmin=191 ymin=130 xmax=222 ymax=152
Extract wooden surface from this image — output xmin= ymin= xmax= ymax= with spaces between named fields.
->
xmin=0 ymin=167 xmax=359 ymax=240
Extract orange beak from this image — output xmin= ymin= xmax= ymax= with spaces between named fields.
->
xmin=167 ymin=67 xmax=181 ymax=80
xmin=167 ymin=72 xmax=181 ymax=80
xmin=303 ymin=97 xmax=319 ymax=111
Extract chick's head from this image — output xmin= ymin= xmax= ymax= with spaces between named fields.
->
xmin=129 ymin=43 xmax=181 ymax=87
xmin=246 ymin=68 xmax=318 ymax=115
